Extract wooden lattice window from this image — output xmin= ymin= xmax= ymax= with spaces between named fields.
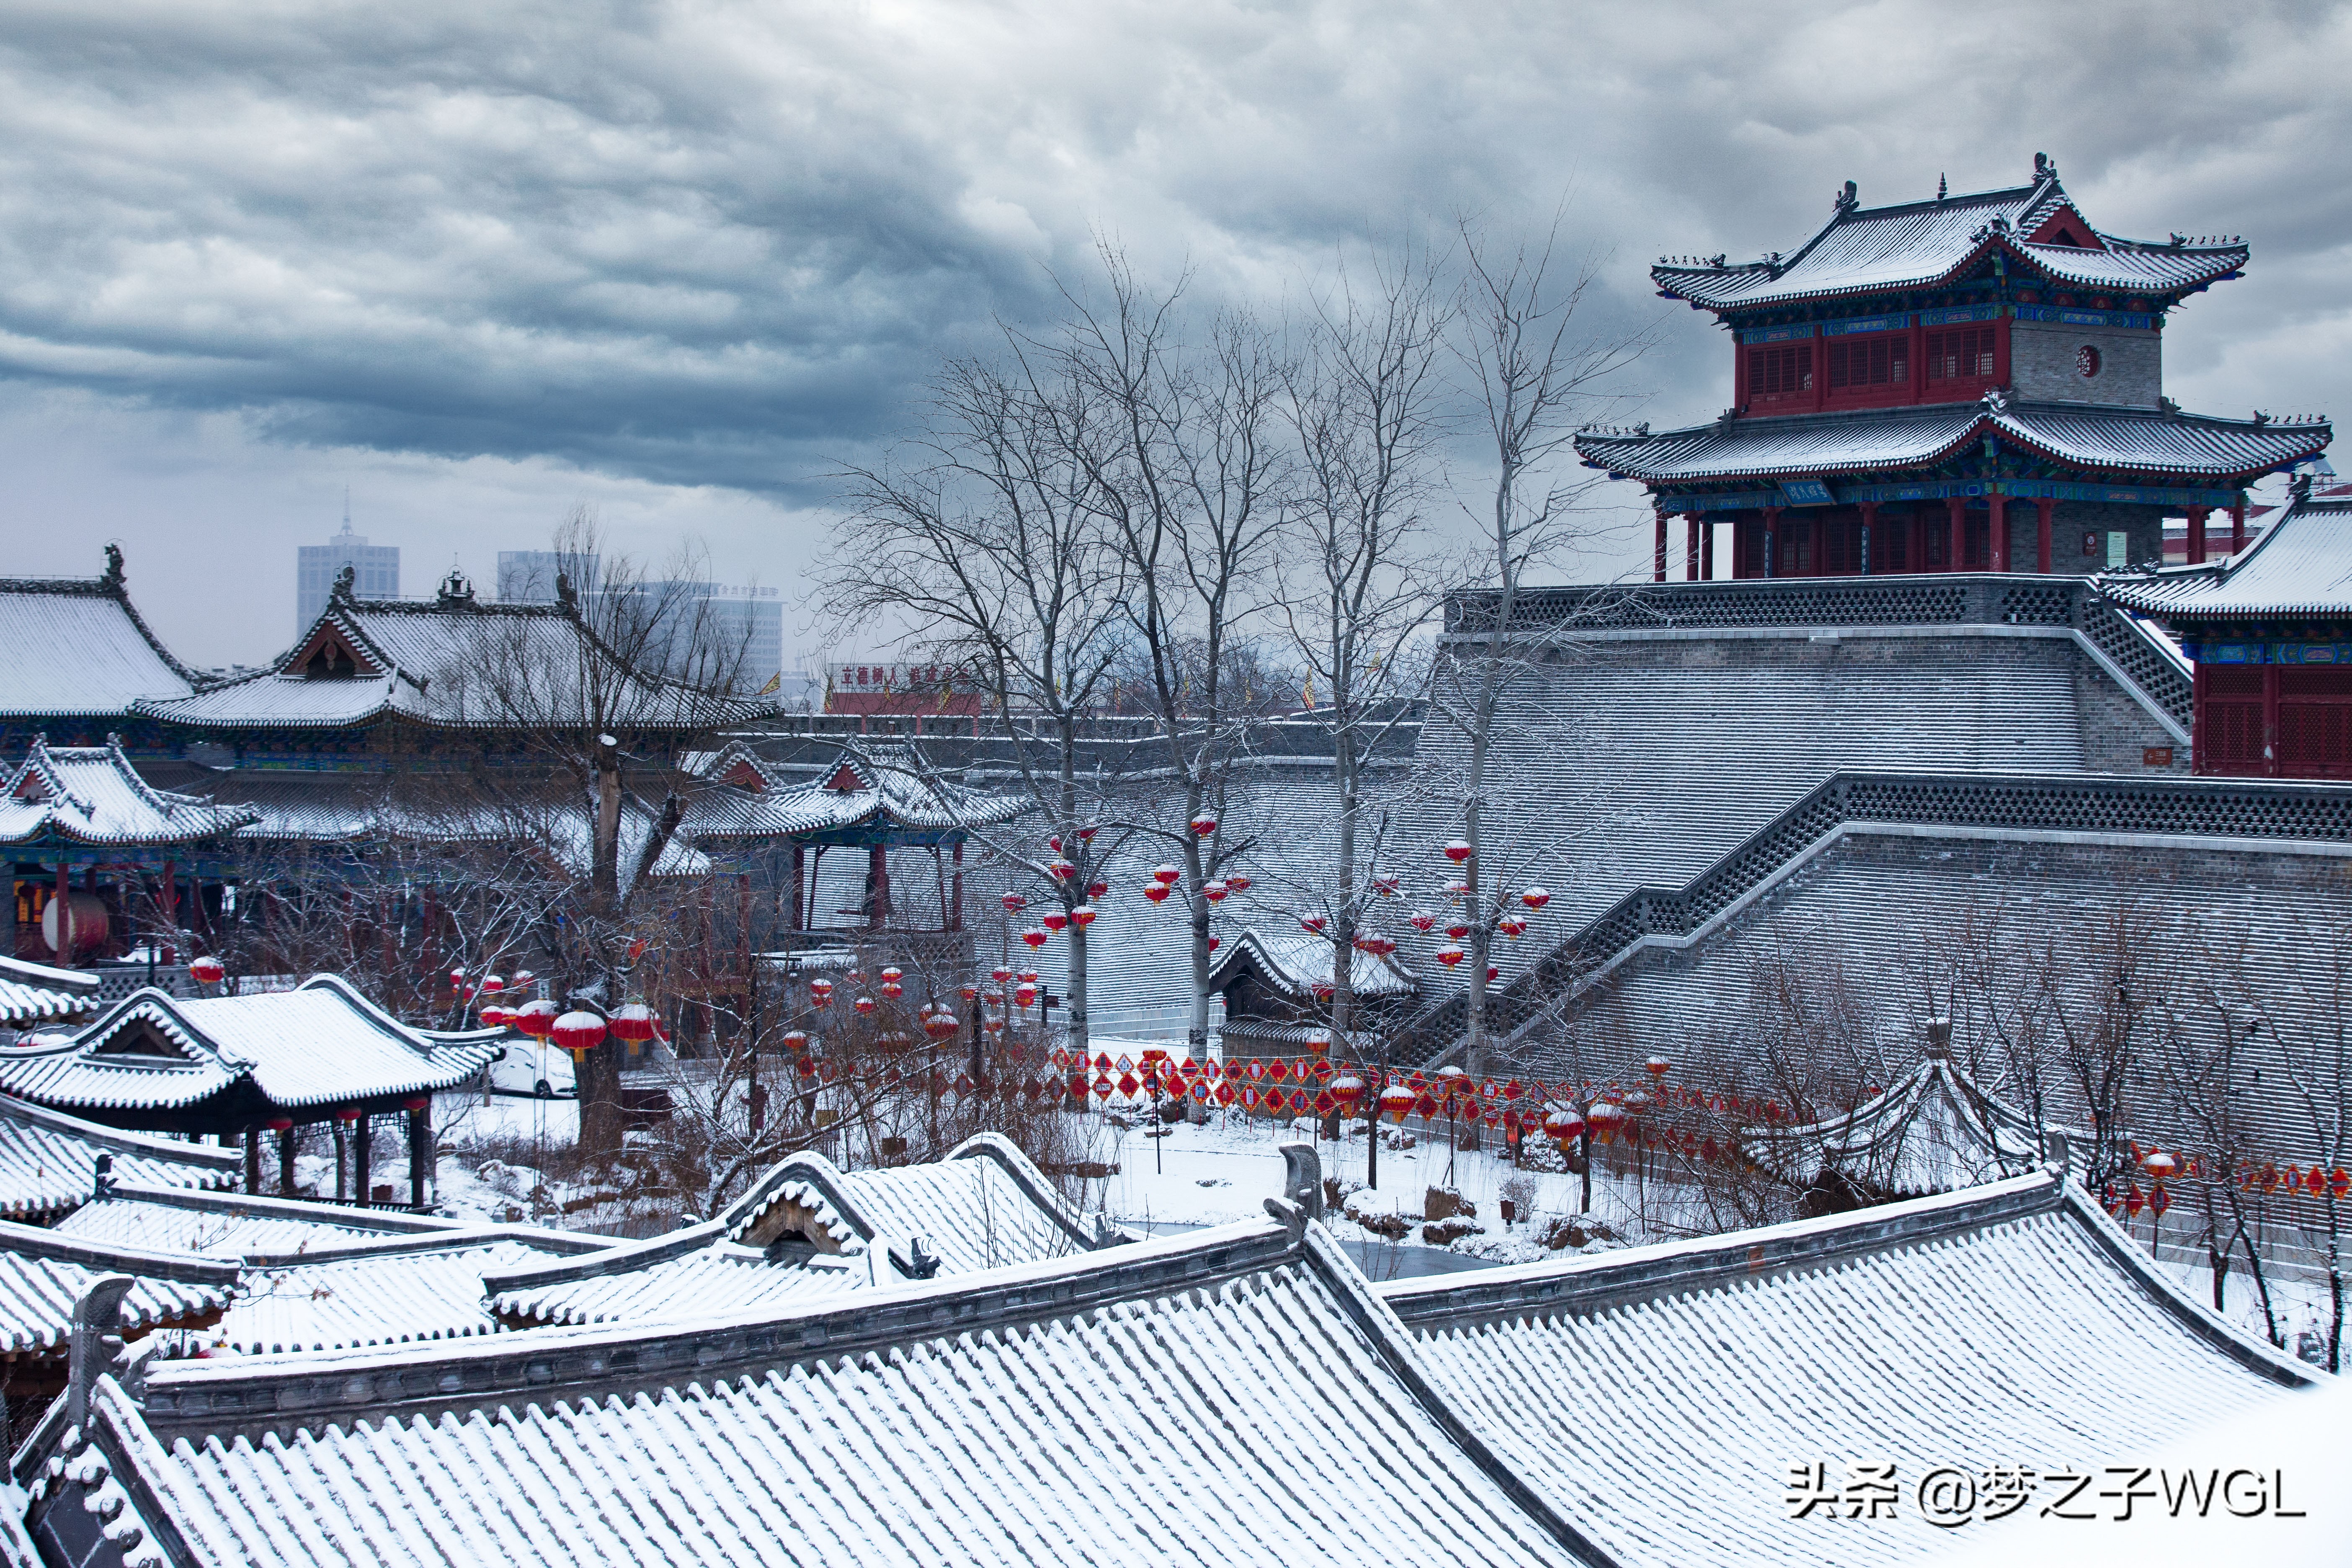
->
xmin=1925 ymin=327 xmax=1996 ymax=383
xmin=1748 ymin=343 xmax=1813 ymax=397
xmin=2200 ymin=666 xmax=2266 ymax=773
xmin=1826 ymin=335 xmax=1908 ymax=392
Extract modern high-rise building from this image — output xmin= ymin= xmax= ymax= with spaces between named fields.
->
xmin=495 ymin=549 xmax=601 ymax=604
xmin=295 ymin=505 xmax=398 ymax=633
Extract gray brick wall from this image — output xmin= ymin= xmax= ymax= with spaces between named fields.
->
xmin=2011 ymin=318 xmax=2161 ymax=408
xmin=2050 ymin=500 xmax=2168 ymax=572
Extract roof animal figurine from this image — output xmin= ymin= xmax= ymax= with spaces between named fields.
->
xmin=21 ymin=1144 xmax=1608 ymax=1568
xmin=1376 ymin=1169 xmax=2323 ymax=1566
xmin=0 ymin=974 xmax=499 ymax=1122
xmin=488 ymin=1133 xmax=1127 ymax=1329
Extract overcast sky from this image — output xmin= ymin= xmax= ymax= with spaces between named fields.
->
xmin=1 ymin=0 xmax=2344 ymax=669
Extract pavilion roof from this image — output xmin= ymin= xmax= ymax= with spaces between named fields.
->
xmin=56 ymin=1182 xmax=474 ymax=1257
xmin=0 ymin=955 xmax=98 ymax=1028
xmin=679 ymin=742 xmax=1028 ymax=841
xmin=1653 ymin=168 xmax=2248 ymax=314
xmin=64 ymin=1201 xmax=1594 ymax=1568
xmin=1379 ymin=1171 xmax=2319 ymax=1567
xmin=1573 ymin=397 xmax=2330 ymax=488
xmin=1208 ymin=924 xmax=1416 ymax=1005
xmin=0 ymin=737 xmax=258 ymax=848
xmin=1737 ymin=1047 xmax=2054 ymax=1196
xmin=0 ymin=975 xmax=498 ymax=1114
xmin=0 ymin=552 xmax=199 ymax=720
xmin=0 ymin=1216 xmax=236 ymax=1357
xmin=137 ymin=580 xmax=769 ymax=733
xmin=0 ymin=1096 xmax=240 ymax=1223
xmin=490 ymin=1134 xmax=1119 ymax=1328
xmin=2102 ymin=490 xmax=2352 ymax=619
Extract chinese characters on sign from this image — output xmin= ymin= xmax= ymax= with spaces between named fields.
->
xmin=1785 ymin=1463 xmax=2303 ymax=1526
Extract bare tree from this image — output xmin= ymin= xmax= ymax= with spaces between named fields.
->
xmin=1438 ymin=217 xmax=1649 ymax=1081
xmin=1275 ymin=243 xmax=1450 ymax=1047
xmin=2251 ymin=920 xmax=2352 ymax=1366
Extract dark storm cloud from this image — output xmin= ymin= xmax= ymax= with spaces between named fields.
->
xmin=0 ymin=0 xmax=2346 ymax=504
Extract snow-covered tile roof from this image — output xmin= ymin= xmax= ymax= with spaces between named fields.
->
xmin=2103 ymin=494 xmax=2352 ymax=618
xmin=0 ymin=566 xmax=196 ymax=719
xmin=137 ymin=594 xmax=769 ymax=732
xmin=681 ymin=742 xmax=1029 ymax=841
xmin=0 ymin=955 xmax=98 ymax=1028
xmin=0 ymin=738 xmax=258 ymax=848
xmin=0 ymin=1098 xmax=239 ymax=1222
xmin=0 ymin=975 xmax=500 ymax=1113
xmin=1653 ymin=174 xmax=2246 ymax=312
xmin=210 ymin=1230 xmax=605 ymax=1356
xmin=1379 ymin=1173 xmax=2318 ymax=1566
xmin=1209 ymin=925 xmax=1415 ymax=1003
xmin=1573 ymin=399 xmax=2328 ymax=485
xmin=492 ymin=1134 xmax=1113 ymax=1328
xmin=83 ymin=1211 xmax=1596 ymax=1568
xmin=1742 ymin=1047 xmax=2057 ymax=1196
xmin=55 ymin=1183 xmax=471 ymax=1257
xmin=0 ymin=1217 xmax=236 ymax=1355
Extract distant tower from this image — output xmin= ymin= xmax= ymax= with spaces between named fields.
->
xmin=295 ymin=493 xmax=400 ymax=632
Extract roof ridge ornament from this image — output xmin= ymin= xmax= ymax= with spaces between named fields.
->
xmin=100 ymin=544 xmax=124 ymax=592
xmin=331 ymin=563 xmax=356 ymax=603
xmin=437 ymin=567 xmax=476 ymax=606
xmin=1937 ymin=173 xmax=1947 ymax=201
xmin=1834 ymin=179 xmax=1857 ymax=214
xmin=2033 ymin=151 xmax=2057 ymax=183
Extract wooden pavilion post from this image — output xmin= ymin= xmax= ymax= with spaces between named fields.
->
xmin=1652 ymin=509 xmax=1668 ymax=582
xmin=1700 ymin=515 xmax=1715 ymax=579
xmin=279 ymin=1123 xmax=297 ymax=1194
xmin=2186 ymin=505 xmax=2211 ymax=565
xmin=1683 ymin=513 xmax=1701 ymax=580
xmin=2231 ymin=501 xmax=2247 ymax=554
xmin=242 ymin=1127 xmax=260 ymax=1194
xmin=1986 ymin=495 xmax=2008 ymax=572
xmin=353 ymin=1113 xmax=373 ymax=1204
xmin=406 ymin=1097 xmax=431 ymax=1207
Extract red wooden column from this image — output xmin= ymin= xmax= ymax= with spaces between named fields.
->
xmin=1700 ymin=516 xmax=1715 ymax=580
xmin=2186 ymin=505 xmax=2210 ymax=565
xmin=1857 ymin=502 xmax=1878 ymax=575
xmin=2035 ymin=499 xmax=2054 ymax=573
xmin=1986 ymin=495 xmax=2008 ymax=572
xmin=1653 ymin=511 xmax=1668 ymax=582
xmin=1761 ymin=507 xmax=1781 ymax=578
xmin=1684 ymin=513 xmax=1702 ymax=580
xmin=2230 ymin=502 xmax=2247 ymax=554
xmin=1947 ymin=498 xmax=1967 ymax=572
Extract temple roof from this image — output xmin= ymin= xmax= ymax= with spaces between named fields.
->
xmin=1380 ymin=1171 xmax=2318 ymax=1566
xmin=76 ymin=1203 xmax=1594 ymax=1568
xmin=1208 ymin=925 xmax=1416 ymax=1005
xmin=0 ymin=737 xmax=258 ymax=847
xmin=0 ymin=1096 xmax=240 ymax=1222
xmin=1654 ymin=167 xmax=2248 ymax=314
xmin=0 ymin=1216 xmax=236 ymax=1355
xmin=0 ymin=975 xmax=499 ymax=1114
xmin=0 ymin=553 xmax=199 ymax=720
xmin=138 ymin=586 xmax=768 ymax=733
xmin=490 ymin=1135 xmax=1117 ymax=1327
xmin=1738 ymin=1045 xmax=2054 ymax=1196
xmin=1575 ymin=397 xmax=2330 ymax=487
xmin=2103 ymin=490 xmax=2352 ymax=619
xmin=212 ymin=1228 xmax=607 ymax=1356
xmin=56 ymin=1182 xmax=475 ymax=1256
xmin=680 ymin=743 xmax=1029 ymax=841
xmin=0 ymin=955 xmax=98 ymax=1028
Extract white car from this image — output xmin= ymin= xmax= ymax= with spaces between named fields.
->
xmin=485 ymin=1039 xmax=576 ymax=1099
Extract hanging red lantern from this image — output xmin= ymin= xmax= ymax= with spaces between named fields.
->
xmin=1077 ymin=823 xmax=1099 ymax=842
xmin=1521 ymin=888 xmax=1551 ymax=911
xmin=1206 ymin=936 xmax=1220 ymax=951
xmin=479 ymin=1003 xmax=511 ymax=1029
xmin=1088 ymin=879 xmax=1109 ymax=899
xmin=1189 ymin=813 xmax=1217 ymax=837
xmin=1225 ymin=874 xmax=1251 ymax=892
xmin=448 ymin=967 xmax=466 ymax=986
xmin=514 ymin=999 xmax=559 ymax=1038
xmin=478 ymin=973 xmax=505 ymax=995
xmin=1047 ymin=836 xmax=1062 ymax=854
xmin=1041 ymin=910 xmax=1070 ymax=933
xmin=923 ymin=1011 xmax=960 ymax=1042
xmin=1354 ymin=932 xmax=1397 ymax=957
xmin=511 ymin=970 xmax=535 ymax=988
xmin=1153 ymin=864 xmax=1182 ymax=885
xmin=1443 ymin=879 xmax=1470 ymax=900
xmin=808 ymin=977 xmax=834 ymax=1003
xmin=881 ymin=966 xmax=903 ymax=984
xmin=1645 ymin=1056 xmax=1671 ymax=1079
xmin=1496 ymin=915 xmax=1526 ymax=939
xmin=1299 ymin=913 xmax=1326 ymax=934
xmin=552 ymin=1009 xmax=606 ymax=1060
xmin=1019 ymin=970 xmax=1039 ymax=983
xmin=959 ymin=983 xmax=980 ymax=1002
xmin=1203 ymin=880 xmax=1229 ymax=903
xmin=1379 ymin=1083 xmax=1414 ymax=1122
xmin=879 ymin=979 xmax=903 ymax=999
xmin=1070 ymin=905 xmax=1098 ymax=928
xmin=1311 ymin=978 xmax=1335 ymax=1001
xmin=991 ymin=966 xmax=1013 ymax=983
xmin=1332 ymin=1074 xmax=1364 ymax=1112
xmin=1048 ymin=859 xmax=1076 ymax=882
xmin=778 ymin=1027 xmax=809 ymax=1054
xmin=1408 ymin=910 xmax=1436 ymax=932
xmin=1586 ymin=1101 xmax=1624 ymax=1144
xmin=1444 ymin=919 xmax=1470 ymax=941
xmin=1485 ymin=965 xmax=1499 ymax=983
xmin=1442 ymin=839 xmax=1472 ymax=864
xmin=1436 ymin=945 xmax=1464 ymax=967
xmin=854 ymin=995 xmax=879 ymax=1016
xmin=1021 ymin=928 xmax=1050 ymax=949
xmin=1145 ymin=883 xmax=1171 ymax=904
xmin=611 ymin=1004 xmax=658 ymax=1043
xmin=2142 ymin=1150 xmax=2178 ymax=1181
xmin=984 ymin=1016 xmax=1006 ymax=1034
xmin=1015 ymin=983 xmax=1038 ymax=1007
xmin=1001 ymin=891 xmax=1028 ymax=913
xmin=188 ymin=954 xmax=226 ymax=986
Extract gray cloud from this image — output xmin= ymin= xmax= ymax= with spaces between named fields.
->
xmin=0 ymin=0 xmax=2345 ymax=661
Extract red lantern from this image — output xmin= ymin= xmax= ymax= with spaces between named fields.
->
xmin=1354 ymin=933 xmax=1397 ymax=957
xmin=448 ymin=968 xmax=466 ymax=986
xmin=265 ymin=1116 xmax=294 ymax=1134
xmin=1587 ymin=1101 xmax=1624 ymax=1144
xmin=1021 ymin=928 xmax=1050 ymax=949
xmin=1088 ymin=879 xmax=1109 ymax=899
xmin=1379 ymin=1084 xmax=1414 ymax=1122
xmin=1189 ymin=814 xmax=1217 ymax=837
xmin=1153 ymin=864 xmax=1182 ymax=885
xmin=1225 ymin=874 xmax=1251 ymax=892
xmin=1645 ymin=1056 xmax=1671 ymax=1079
xmin=809 ymin=978 xmax=834 ymax=1005
xmin=1485 ymin=965 xmax=1499 ymax=983
xmin=984 ymin=1017 xmax=1007 ymax=1034
xmin=1019 ymin=970 xmax=1038 ymax=983
xmin=959 ymin=984 xmax=980 ymax=1002
xmin=1077 ymin=823 xmax=1099 ymax=842
xmin=610 ymin=1006 xmax=657 ymax=1044
xmin=1015 ymin=983 xmax=1037 ymax=1007
xmin=1521 ymin=888 xmax=1551 ymax=911
xmin=1311 ymin=978 xmax=1335 ymax=1002
xmin=1496 ymin=915 xmax=1526 ymax=939
xmin=478 ymin=973 xmax=505 ymax=995
xmin=991 ymin=966 xmax=1013 ymax=983
xmin=1070 ymin=905 xmax=1098 ymax=928
xmin=1300 ymin=914 xmax=1326 ymax=934
xmin=189 ymin=954 xmax=225 ymax=986
xmin=514 ymin=999 xmax=559 ymax=1038
xmin=1001 ymin=892 xmax=1028 ymax=913
xmin=1048 ymin=859 xmax=1076 ymax=882
xmin=779 ymin=1027 xmax=809 ymax=1053
xmin=923 ymin=1011 xmax=960 ymax=1042
xmin=1545 ymin=1108 xmax=1583 ymax=1147
xmin=1206 ymin=936 xmax=1220 ymax=952
xmin=854 ymin=995 xmax=879 ymax=1016
xmin=1442 ymin=839 xmax=1472 ymax=864
xmin=1436 ymin=945 xmax=1464 ymax=967
xmin=1332 ymin=1074 xmax=1364 ymax=1111
xmin=511 ymin=970 xmax=535 ymax=988
xmin=880 ymin=980 xmax=903 ymax=999
xmin=552 ymin=1009 xmax=606 ymax=1059
xmin=478 ymin=1003 xmax=511 ymax=1029
xmin=1042 ymin=910 xmax=1070 ymax=933
xmin=1204 ymin=880 xmax=1229 ymax=903
xmin=1408 ymin=910 xmax=1436 ymax=932
xmin=2142 ymin=1150 xmax=2178 ymax=1180
xmin=1145 ymin=883 xmax=1171 ymax=904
